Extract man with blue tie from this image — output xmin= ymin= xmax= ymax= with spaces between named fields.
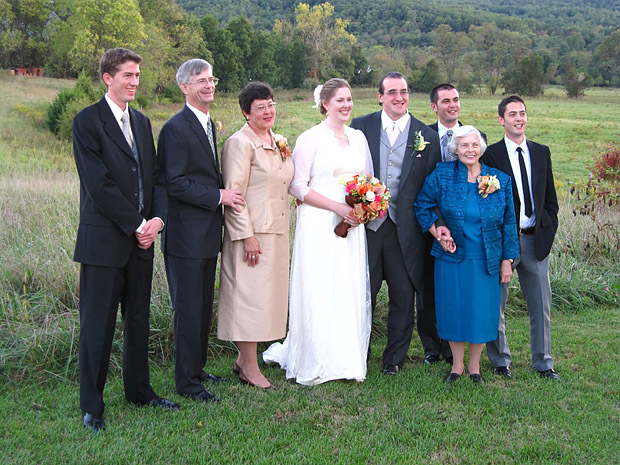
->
xmin=483 ymin=95 xmax=560 ymax=380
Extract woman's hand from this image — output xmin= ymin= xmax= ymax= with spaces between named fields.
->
xmin=438 ymin=236 xmax=457 ymax=253
xmin=500 ymin=259 xmax=513 ymax=283
xmin=335 ymin=203 xmax=360 ymax=227
xmin=243 ymin=236 xmax=262 ymax=267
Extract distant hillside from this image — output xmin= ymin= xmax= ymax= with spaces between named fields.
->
xmin=179 ymin=0 xmax=620 ymax=50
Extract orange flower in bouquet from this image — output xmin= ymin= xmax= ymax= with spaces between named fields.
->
xmin=335 ymin=174 xmax=391 ymax=237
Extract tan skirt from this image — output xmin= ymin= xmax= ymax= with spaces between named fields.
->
xmin=217 ymin=231 xmax=289 ymax=341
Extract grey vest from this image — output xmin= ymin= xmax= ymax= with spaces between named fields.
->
xmin=367 ymin=118 xmax=411 ymax=231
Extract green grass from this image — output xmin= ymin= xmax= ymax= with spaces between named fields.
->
xmin=1 ymin=74 xmax=619 ymax=463
xmin=1 ymin=307 xmax=618 ymax=464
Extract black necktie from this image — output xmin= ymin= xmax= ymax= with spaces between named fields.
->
xmin=517 ymin=147 xmax=533 ymax=217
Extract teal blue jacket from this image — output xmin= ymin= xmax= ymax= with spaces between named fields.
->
xmin=414 ymin=161 xmax=519 ymax=275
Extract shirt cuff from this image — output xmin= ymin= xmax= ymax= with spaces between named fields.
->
xmin=135 ymin=218 xmax=147 ymax=234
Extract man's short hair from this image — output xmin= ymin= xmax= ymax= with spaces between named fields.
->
xmin=430 ymin=83 xmax=457 ymax=103
xmin=176 ymin=59 xmax=212 ymax=86
xmin=99 ymin=48 xmax=142 ymax=79
xmin=498 ymin=95 xmax=526 ymax=117
xmin=378 ymin=72 xmax=407 ymax=95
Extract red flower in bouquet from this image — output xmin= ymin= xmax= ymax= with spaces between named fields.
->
xmin=335 ymin=174 xmax=391 ymax=237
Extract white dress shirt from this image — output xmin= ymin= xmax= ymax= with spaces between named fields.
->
xmin=504 ymin=135 xmax=535 ymax=228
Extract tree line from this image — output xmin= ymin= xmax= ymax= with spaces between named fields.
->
xmin=1 ymin=0 xmax=618 ymax=97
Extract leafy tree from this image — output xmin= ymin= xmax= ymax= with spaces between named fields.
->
xmin=0 ymin=0 xmax=50 ymax=68
xmin=502 ymin=53 xmax=545 ymax=96
xmin=275 ymin=2 xmax=357 ymax=81
xmin=430 ymin=24 xmax=471 ymax=84
xmin=47 ymin=0 xmax=145 ymax=77
xmin=201 ymin=15 xmax=243 ymax=91
xmin=410 ymin=59 xmax=441 ymax=93
xmin=563 ymin=63 xmax=592 ymax=98
xmin=469 ymin=23 xmax=531 ymax=94
xmin=593 ymin=29 xmax=620 ymax=87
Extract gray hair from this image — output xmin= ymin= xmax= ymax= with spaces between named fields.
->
xmin=447 ymin=125 xmax=487 ymax=157
xmin=176 ymin=59 xmax=212 ymax=85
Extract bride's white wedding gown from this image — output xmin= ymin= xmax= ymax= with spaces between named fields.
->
xmin=263 ymin=121 xmax=373 ymax=385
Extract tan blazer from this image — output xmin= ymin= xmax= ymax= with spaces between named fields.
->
xmin=221 ymin=124 xmax=294 ymax=240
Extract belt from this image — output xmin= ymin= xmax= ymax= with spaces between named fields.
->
xmin=520 ymin=227 xmax=535 ymax=235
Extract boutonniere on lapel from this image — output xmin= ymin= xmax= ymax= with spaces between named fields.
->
xmin=408 ymin=131 xmax=430 ymax=156
xmin=477 ymin=174 xmax=501 ymax=198
xmin=215 ymin=120 xmax=223 ymax=132
xmin=274 ymin=134 xmax=292 ymax=162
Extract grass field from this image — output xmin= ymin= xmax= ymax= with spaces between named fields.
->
xmin=1 ymin=74 xmax=619 ymax=464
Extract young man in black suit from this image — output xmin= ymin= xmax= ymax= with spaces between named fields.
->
xmin=73 ymin=48 xmax=178 ymax=432
xmin=158 ymin=59 xmax=245 ymax=403
xmin=483 ymin=95 xmax=560 ymax=380
xmin=351 ymin=72 xmax=447 ymax=374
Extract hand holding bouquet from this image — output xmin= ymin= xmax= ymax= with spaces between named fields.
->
xmin=335 ymin=175 xmax=391 ymax=238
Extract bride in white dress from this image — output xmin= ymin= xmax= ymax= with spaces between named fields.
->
xmin=263 ymin=79 xmax=373 ymax=385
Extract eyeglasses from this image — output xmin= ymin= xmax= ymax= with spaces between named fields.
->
xmin=188 ymin=77 xmax=219 ymax=87
xmin=251 ymin=102 xmax=277 ymax=113
xmin=383 ymin=89 xmax=409 ymax=97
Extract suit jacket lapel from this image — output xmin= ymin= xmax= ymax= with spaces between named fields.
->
xmin=526 ymin=140 xmax=544 ymax=212
xmin=365 ymin=112 xmax=382 ymax=175
xmin=400 ymin=113 xmax=417 ymax=188
xmin=98 ymin=98 xmax=135 ymax=159
xmin=494 ymin=141 xmax=521 ymax=221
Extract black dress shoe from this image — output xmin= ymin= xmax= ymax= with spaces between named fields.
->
xmin=185 ymin=389 xmax=221 ymax=403
xmin=493 ymin=366 xmax=512 ymax=378
xmin=538 ymin=369 xmax=560 ymax=380
xmin=445 ymin=372 xmax=462 ymax=383
xmin=470 ymin=373 xmax=484 ymax=384
xmin=201 ymin=371 xmax=226 ymax=384
xmin=423 ymin=354 xmax=441 ymax=365
xmin=382 ymin=364 xmax=400 ymax=375
xmin=83 ymin=413 xmax=105 ymax=432
xmin=149 ymin=396 xmax=180 ymax=410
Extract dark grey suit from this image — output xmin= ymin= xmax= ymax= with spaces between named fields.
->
xmin=351 ymin=111 xmax=442 ymax=367
xmin=158 ymin=105 xmax=223 ymax=395
xmin=482 ymin=139 xmax=559 ymax=371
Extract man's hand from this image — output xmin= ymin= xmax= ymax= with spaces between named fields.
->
xmin=221 ymin=189 xmax=246 ymax=213
xmin=136 ymin=218 xmax=163 ymax=249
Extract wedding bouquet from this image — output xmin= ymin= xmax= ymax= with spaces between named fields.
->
xmin=335 ymin=174 xmax=391 ymax=237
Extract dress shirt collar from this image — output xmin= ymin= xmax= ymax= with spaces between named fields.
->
xmin=186 ymin=102 xmax=211 ymax=128
xmin=437 ymin=120 xmax=458 ymax=139
xmin=105 ymin=93 xmax=130 ymax=128
xmin=504 ymin=135 xmax=529 ymax=157
xmin=381 ymin=110 xmax=410 ymax=133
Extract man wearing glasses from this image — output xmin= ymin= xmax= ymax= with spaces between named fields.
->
xmin=158 ymin=59 xmax=245 ymax=402
xmin=351 ymin=72 xmax=444 ymax=374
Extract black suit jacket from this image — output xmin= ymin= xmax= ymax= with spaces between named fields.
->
xmin=158 ymin=105 xmax=223 ymax=259
xmin=427 ymin=121 xmax=488 ymax=144
xmin=72 ymin=97 xmax=164 ymax=267
xmin=482 ymin=139 xmax=559 ymax=260
xmin=351 ymin=111 xmax=442 ymax=293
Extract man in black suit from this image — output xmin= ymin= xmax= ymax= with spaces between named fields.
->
xmin=158 ymin=59 xmax=245 ymax=402
xmin=483 ymin=95 xmax=560 ymax=380
xmin=73 ymin=48 xmax=178 ymax=432
xmin=351 ymin=72 xmax=447 ymax=374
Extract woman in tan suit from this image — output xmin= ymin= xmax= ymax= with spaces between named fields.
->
xmin=218 ymin=82 xmax=294 ymax=389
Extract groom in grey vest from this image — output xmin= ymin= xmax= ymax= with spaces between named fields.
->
xmin=351 ymin=72 xmax=445 ymax=374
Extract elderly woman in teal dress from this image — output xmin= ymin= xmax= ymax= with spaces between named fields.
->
xmin=415 ymin=125 xmax=519 ymax=384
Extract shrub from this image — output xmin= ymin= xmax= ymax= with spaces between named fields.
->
xmin=46 ymin=71 xmax=98 ymax=139
xmin=569 ymin=136 xmax=620 ymax=251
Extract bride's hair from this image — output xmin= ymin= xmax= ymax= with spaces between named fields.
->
xmin=319 ymin=78 xmax=351 ymax=115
